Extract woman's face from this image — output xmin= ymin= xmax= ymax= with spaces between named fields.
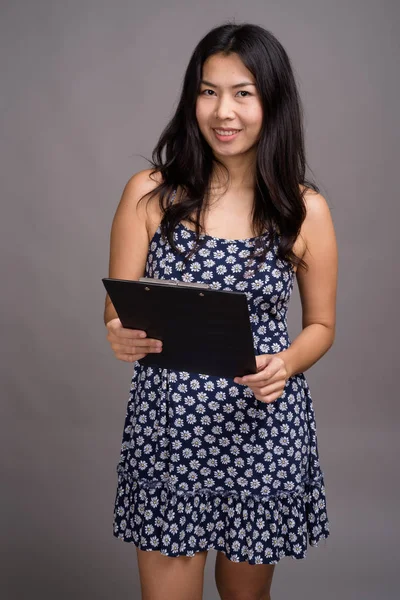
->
xmin=195 ymin=52 xmax=263 ymax=160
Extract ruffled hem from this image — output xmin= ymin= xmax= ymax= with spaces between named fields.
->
xmin=113 ymin=466 xmax=330 ymax=564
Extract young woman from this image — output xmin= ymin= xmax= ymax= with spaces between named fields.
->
xmin=104 ymin=22 xmax=337 ymax=600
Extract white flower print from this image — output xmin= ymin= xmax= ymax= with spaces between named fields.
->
xmin=223 ymin=275 xmax=235 ymax=285
xmin=201 ymin=271 xmax=213 ymax=280
xmin=190 ymin=262 xmax=201 ymax=272
xmin=216 ymin=378 xmax=228 ymax=388
xmin=232 ymin=263 xmax=243 ymax=273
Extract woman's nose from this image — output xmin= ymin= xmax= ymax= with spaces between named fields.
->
xmin=215 ymin=95 xmax=235 ymax=120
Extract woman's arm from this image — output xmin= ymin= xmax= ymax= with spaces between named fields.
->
xmin=103 ymin=169 xmax=159 ymax=326
xmin=278 ymin=191 xmax=338 ymax=378
xmin=103 ymin=170 xmax=166 ymax=363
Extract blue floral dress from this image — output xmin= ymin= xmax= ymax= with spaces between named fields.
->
xmin=113 ymin=190 xmax=330 ymax=564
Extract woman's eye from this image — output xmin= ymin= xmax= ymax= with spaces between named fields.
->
xmin=200 ymin=89 xmax=251 ymax=97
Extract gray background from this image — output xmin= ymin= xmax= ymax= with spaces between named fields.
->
xmin=1 ymin=0 xmax=399 ymax=599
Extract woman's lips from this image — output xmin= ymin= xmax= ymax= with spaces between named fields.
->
xmin=212 ymin=128 xmax=242 ymax=142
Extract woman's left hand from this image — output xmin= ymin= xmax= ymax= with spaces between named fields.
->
xmin=233 ymin=353 xmax=290 ymax=403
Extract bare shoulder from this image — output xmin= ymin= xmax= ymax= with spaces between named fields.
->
xmin=302 ymin=186 xmax=332 ymax=218
xmin=301 ymin=188 xmax=335 ymax=247
xmin=293 ymin=187 xmax=333 ymax=259
xmin=295 ymin=186 xmax=338 ymax=331
xmin=122 ymin=168 xmax=163 ymax=206
xmin=119 ymin=168 xmax=164 ymax=236
xmin=107 ymin=169 xmax=164 ymax=287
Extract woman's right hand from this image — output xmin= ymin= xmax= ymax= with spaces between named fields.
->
xmin=105 ymin=318 xmax=163 ymax=362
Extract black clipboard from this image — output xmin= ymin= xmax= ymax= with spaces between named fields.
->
xmin=102 ymin=277 xmax=257 ymax=378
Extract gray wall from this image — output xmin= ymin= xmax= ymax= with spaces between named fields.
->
xmin=1 ymin=1 xmax=399 ymax=598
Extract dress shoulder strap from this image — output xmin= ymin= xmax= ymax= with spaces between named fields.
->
xmin=170 ymin=188 xmax=177 ymax=205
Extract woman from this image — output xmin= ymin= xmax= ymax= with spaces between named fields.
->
xmin=104 ymin=22 xmax=337 ymax=600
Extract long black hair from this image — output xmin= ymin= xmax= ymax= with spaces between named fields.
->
xmin=140 ymin=21 xmax=320 ymax=270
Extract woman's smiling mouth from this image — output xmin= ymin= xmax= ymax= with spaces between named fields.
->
xmin=213 ymin=128 xmax=242 ymax=141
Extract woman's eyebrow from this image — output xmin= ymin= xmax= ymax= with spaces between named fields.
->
xmin=200 ymin=79 xmax=256 ymax=89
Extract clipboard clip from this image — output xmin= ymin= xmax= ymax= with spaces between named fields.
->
xmin=139 ymin=277 xmax=210 ymax=290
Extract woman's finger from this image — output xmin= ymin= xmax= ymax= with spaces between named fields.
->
xmin=235 ymin=370 xmax=283 ymax=388
xmin=253 ymin=371 xmax=284 ymax=386
xmin=235 ymin=360 xmax=285 ymax=385
xmin=111 ymin=341 xmax=162 ymax=354
xmin=106 ymin=319 xmax=147 ymax=339
xmin=107 ymin=331 xmax=162 ymax=348
xmin=107 ymin=327 xmax=146 ymax=340
xmin=256 ymin=380 xmax=286 ymax=396
xmin=256 ymin=390 xmax=283 ymax=403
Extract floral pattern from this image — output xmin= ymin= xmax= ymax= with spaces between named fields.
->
xmin=113 ymin=194 xmax=330 ymax=564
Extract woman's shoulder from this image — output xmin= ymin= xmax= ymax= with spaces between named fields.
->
xmin=296 ymin=185 xmax=336 ymax=263
xmin=299 ymin=184 xmax=330 ymax=215
xmin=123 ymin=168 xmax=164 ymax=198
xmin=294 ymin=185 xmax=333 ymax=261
xmin=122 ymin=169 xmax=172 ymax=241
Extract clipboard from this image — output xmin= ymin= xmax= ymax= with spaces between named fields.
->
xmin=102 ymin=276 xmax=257 ymax=378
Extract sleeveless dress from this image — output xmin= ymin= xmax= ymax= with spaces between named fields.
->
xmin=113 ymin=190 xmax=330 ymax=564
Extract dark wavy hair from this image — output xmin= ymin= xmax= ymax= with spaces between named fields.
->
xmin=140 ymin=21 xmax=320 ymax=270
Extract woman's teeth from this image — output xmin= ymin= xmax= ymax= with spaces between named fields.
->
xmin=214 ymin=129 xmax=240 ymax=136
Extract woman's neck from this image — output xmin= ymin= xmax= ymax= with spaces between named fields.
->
xmin=211 ymin=150 xmax=257 ymax=191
